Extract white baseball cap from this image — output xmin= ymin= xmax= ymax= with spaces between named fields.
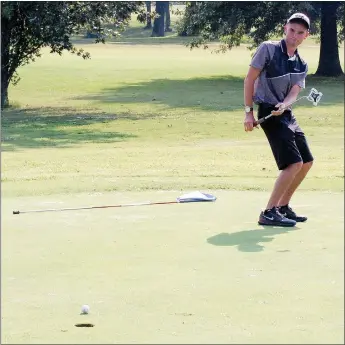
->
xmin=287 ymin=13 xmax=310 ymax=29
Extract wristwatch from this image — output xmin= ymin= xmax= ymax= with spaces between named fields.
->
xmin=245 ymin=106 xmax=253 ymax=113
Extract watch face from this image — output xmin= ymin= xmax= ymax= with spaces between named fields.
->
xmin=245 ymin=106 xmax=251 ymax=112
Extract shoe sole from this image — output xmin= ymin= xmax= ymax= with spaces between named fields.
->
xmin=280 ymin=214 xmax=307 ymax=222
xmin=283 ymin=218 xmax=307 ymax=222
xmin=258 ymin=221 xmax=296 ymax=227
xmin=295 ymin=218 xmax=307 ymax=222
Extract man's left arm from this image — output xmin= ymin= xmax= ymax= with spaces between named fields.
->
xmin=283 ymin=84 xmax=302 ymax=107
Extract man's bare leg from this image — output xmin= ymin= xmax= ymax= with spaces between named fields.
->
xmin=278 ymin=161 xmax=313 ymax=206
xmin=266 ymin=162 xmax=303 ymax=209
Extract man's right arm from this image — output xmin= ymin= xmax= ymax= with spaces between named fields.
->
xmin=244 ymin=66 xmax=261 ymax=132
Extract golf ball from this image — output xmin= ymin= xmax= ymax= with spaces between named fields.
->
xmin=81 ymin=304 xmax=90 ymax=314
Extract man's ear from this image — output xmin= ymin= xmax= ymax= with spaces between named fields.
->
xmin=304 ymin=30 xmax=310 ymax=39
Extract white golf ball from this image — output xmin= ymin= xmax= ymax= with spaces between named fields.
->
xmin=81 ymin=304 xmax=90 ymax=314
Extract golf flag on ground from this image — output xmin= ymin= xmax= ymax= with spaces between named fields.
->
xmin=177 ymin=191 xmax=216 ymax=203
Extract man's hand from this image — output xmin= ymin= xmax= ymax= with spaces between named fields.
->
xmin=271 ymin=102 xmax=286 ymax=116
xmin=244 ymin=112 xmax=256 ymax=132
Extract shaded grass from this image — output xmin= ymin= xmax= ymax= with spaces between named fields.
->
xmin=72 ymin=75 xmax=244 ymax=113
xmin=71 ymin=74 xmax=345 ymax=113
xmin=1 ymin=107 xmax=135 ymax=150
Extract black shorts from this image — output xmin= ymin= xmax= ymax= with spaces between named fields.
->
xmin=258 ymin=103 xmax=314 ymax=170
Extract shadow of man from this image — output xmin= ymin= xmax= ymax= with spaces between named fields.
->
xmin=207 ymin=226 xmax=298 ymax=252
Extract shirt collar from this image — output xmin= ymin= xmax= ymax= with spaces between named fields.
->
xmin=281 ymin=39 xmax=299 ymax=57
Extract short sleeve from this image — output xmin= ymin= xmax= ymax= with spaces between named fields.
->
xmin=250 ymin=43 xmax=270 ymax=70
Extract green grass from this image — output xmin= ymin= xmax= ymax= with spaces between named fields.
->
xmin=1 ymin=42 xmax=344 ymax=197
xmin=2 ymin=191 xmax=344 ymax=344
xmin=1 ymin=20 xmax=344 ymax=344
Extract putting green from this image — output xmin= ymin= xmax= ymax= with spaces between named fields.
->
xmin=2 ymin=190 xmax=344 ymax=344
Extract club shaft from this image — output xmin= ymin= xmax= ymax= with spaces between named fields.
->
xmin=13 ymin=201 xmax=178 ymax=214
xmin=254 ymin=96 xmax=308 ymax=126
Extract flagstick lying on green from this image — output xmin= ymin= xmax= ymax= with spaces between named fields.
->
xmin=12 ymin=191 xmax=216 ymax=214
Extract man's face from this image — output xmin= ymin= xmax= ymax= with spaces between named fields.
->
xmin=284 ymin=22 xmax=309 ymax=47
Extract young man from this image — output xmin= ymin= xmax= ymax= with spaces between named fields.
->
xmin=243 ymin=13 xmax=314 ymax=227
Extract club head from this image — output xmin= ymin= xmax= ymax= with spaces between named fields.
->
xmin=307 ymin=88 xmax=323 ymax=106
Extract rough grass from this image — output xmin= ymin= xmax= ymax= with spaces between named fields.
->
xmin=1 ymin=43 xmax=344 ymax=197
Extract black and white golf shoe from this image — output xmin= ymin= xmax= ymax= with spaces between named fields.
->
xmin=278 ymin=205 xmax=307 ymax=222
xmin=258 ymin=207 xmax=296 ymax=227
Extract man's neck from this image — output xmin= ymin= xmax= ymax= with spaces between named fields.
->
xmin=286 ymin=46 xmax=297 ymax=57
xmin=284 ymin=39 xmax=298 ymax=57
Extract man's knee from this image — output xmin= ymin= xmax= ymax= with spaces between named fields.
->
xmin=304 ymin=160 xmax=313 ymax=168
xmin=286 ymin=161 xmax=303 ymax=173
xmin=303 ymin=160 xmax=313 ymax=171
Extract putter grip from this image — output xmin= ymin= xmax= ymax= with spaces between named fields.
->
xmin=13 ymin=210 xmax=20 ymax=214
xmin=255 ymin=117 xmax=265 ymax=125
xmin=254 ymin=115 xmax=270 ymax=126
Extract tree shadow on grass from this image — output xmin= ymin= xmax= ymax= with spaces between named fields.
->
xmin=72 ymin=76 xmax=245 ymax=112
xmin=1 ymin=107 xmax=137 ymax=151
xmin=207 ymin=226 xmax=299 ymax=252
xmin=72 ymin=74 xmax=344 ymax=112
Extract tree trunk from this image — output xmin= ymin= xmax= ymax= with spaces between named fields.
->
xmin=165 ymin=2 xmax=172 ymax=32
xmin=1 ymin=84 xmax=9 ymax=109
xmin=315 ymin=2 xmax=344 ymax=77
xmin=144 ymin=1 xmax=152 ymax=29
xmin=151 ymin=1 xmax=167 ymax=37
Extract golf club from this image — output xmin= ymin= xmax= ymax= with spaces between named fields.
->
xmin=254 ymin=87 xmax=323 ymax=126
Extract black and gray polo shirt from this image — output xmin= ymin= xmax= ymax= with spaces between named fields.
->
xmin=250 ymin=39 xmax=308 ymax=106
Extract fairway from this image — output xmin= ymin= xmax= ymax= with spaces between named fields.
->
xmin=2 ymin=43 xmax=344 ymax=197
xmin=2 ymin=190 xmax=344 ymax=344
xmin=1 ymin=12 xmax=344 ymax=344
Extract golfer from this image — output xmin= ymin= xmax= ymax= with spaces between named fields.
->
xmin=243 ymin=13 xmax=313 ymax=227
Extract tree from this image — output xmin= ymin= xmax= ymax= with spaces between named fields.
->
xmin=144 ymin=1 xmax=152 ymax=29
xmin=151 ymin=1 xmax=169 ymax=37
xmin=315 ymin=2 xmax=343 ymax=76
xmin=165 ymin=2 xmax=172 ymax=32
xmin=1 ymin=1 xmax=145 ymax=108
xmin=177 ymin=1 xmax=344 ymax=77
